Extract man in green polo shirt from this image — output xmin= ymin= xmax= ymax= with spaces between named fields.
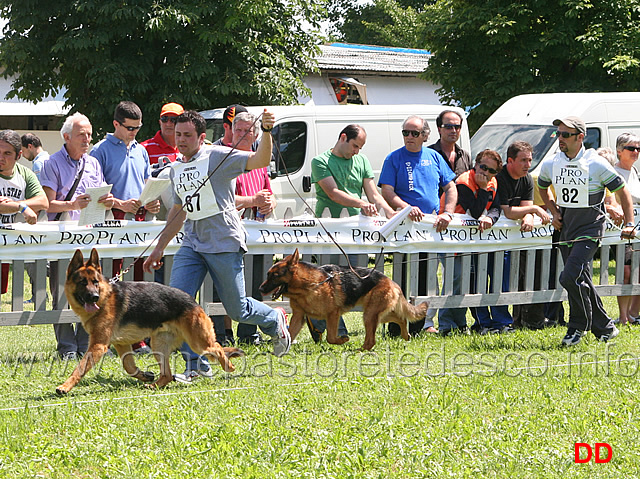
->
xmin=312 ymin=124 xmax=395 ymax=218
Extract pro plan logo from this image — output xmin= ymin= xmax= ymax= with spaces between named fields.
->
xmin=574 ymin=443 xmax=612 ymax=464
xmin=283 ymin=220 xmax=316 ymax=228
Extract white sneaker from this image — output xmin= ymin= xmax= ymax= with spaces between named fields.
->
xmin=561 ymin=328 xmax=585 ymax=346
xmin=598 ymin=326 xmax=620 ymax=342
xmin=173 ymin=367 xmax=213 ymax=384
xmin=271 ymin=307 xmax=291 ymax=357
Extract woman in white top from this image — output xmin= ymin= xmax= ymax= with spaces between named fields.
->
xmin=613 ymin=133 xmax=640 ymax=325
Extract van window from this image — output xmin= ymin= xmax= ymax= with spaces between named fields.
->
xmin=584 ymin=127 xmax=601 ymax=150
xmin=272 ymin=121 xmax=307 ymax=176
xmin=205 ymin=119 xmax=224 ymax=143
xmin=471 ymin=124 xmax=557 ymax=170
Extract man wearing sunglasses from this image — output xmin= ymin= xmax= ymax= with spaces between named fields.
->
xmin=428 ymin=109 xmax=472 ymax=177
xmin=91 ymin=101 xmax=161 ymax=222
xmin=141 ymin=102 xmax=184 ymax=165
xmin=380 ymin=115 xmax=457 ymax=336
xmin=538 ymin=116 xmax=636 ymax=346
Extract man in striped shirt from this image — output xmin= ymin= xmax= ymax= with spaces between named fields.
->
xmin=232 ymin=111 xmax=276 ymax=219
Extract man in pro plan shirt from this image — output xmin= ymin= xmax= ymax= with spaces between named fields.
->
xmin=538 ymin=116 xmax=636 ymax=346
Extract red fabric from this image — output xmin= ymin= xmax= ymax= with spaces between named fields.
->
xmin=140 ymin=131 xmax=179 ymax=165
xmin=235 ymin=167 xmax=272 ymax=218
xmin=1 ymin=263 xmax=9 ymax=294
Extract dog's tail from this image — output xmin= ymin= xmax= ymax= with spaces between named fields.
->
xmin=396 ymin=295 xmax=429 ymax=323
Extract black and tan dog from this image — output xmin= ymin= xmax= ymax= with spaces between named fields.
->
xmin=56 ymin=248 xmax=243 ymax=395
xmin=259 ymin=249 xmax=428 ymax=350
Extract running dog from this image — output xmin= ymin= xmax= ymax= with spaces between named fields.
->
xmin=259 ymin=249 xmax=428 ymax=350
xmin=56 ymin=248 xmax=243 ymax=395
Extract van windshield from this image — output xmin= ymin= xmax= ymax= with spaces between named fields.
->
xmin=471 ymin=124 xmax=557 ymax=170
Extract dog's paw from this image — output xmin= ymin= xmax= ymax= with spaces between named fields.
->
xmin=55 ymin=386 xmax=69 ymax=395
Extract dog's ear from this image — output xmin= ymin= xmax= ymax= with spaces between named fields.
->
xmin=292 ymin=248 xmax=300 ymax=265
xmin=67 ymin=249 xmax=84 ymax=276
xmin=87 ymin=248 xmax=102 ymax=273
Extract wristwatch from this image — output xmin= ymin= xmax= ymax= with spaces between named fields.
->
xmin=18 ymin=202 xmax=28 ymax=214
xmin=626 ymin=222 xmax=635 ymax=228
xmin=260 ymin=123 xmax=273 ymax=133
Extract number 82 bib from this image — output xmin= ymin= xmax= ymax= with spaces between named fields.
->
xmin=552 ymin=156 xmax=590 ymax=208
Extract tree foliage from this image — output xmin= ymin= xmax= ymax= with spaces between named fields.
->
xmin=327 ymin=0 xmax=431 ymax=47
xmin=420 ymin=0 xmax=640 ymax=131
xmin=0 ymin=0 xmax=326 ymax=138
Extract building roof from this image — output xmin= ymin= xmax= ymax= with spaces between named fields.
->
xmin=317 ymin=43 xmax=432 ymax=74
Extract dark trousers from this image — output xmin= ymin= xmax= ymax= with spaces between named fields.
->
xmin=559 ymin=239 xmax=613 ymax=335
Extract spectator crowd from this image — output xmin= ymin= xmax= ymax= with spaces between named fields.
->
xmin=1 ymin=102 xmax=638 ymax=380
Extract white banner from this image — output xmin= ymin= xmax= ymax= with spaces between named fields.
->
xmin=0 ymin=213 xmax=635 ymax=261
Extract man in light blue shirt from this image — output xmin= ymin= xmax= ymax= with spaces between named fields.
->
xmin=91 ymin=101 xmax=160 ymax=221
xmin=21 ymin=133 xmax=49 ymax=182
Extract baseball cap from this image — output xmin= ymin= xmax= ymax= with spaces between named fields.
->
xmin=160 ymin=102 xmax=184 ymax=117
xmin=223 ymin=104 xmax=248 ymax=126
xmin=552 ymin=116 xmax=586 ymax=135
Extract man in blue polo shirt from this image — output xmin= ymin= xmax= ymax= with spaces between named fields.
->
xmin=91 ymin=101 xmax=160 ymax=222
xmin=379 ymin=115 xmax=458 ymax=335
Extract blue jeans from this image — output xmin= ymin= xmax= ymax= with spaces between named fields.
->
xmin=437 ymin=254 xmax=468 ymax=332
xmin=170 ymin=246 xmax=281 ymax=371
xmin=309 ymin=317 xmax=349 ymax=336
xmin=473 ymin=252 xmax=513 ymax=329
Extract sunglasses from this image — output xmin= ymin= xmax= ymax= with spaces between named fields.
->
xmin=442 ymin=124 xmax=462 ymax=130
xmin=118 ymin=121 xmax=143 ymax=131
xmin=160 ymin=116 xmax=178 ymax=124
xmin=478 ymin=163 xmax=498 ymax=175
xmin=623 ymin=145 xmax=640 ymax=152
xmin=402 ymin=129 xmax=421 ymax=138
xmin=553 ymin=130 xmax=579 ymax=139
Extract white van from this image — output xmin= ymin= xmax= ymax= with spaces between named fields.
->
xmin=200 ymin=104 xmax=470 ymax=218
xmin=471 ymin=92 xmax=640 ymax=175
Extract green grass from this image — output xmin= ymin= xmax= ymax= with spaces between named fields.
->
xmin=0 ymin=258 xmax=638 ymax=477
xmin=1 ymin=314 xmax=639 ymax=477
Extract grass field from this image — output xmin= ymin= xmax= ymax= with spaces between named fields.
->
xmin=1 ymin=262 xmax=639 ymax=477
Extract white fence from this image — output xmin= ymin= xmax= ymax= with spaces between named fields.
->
xmin=1 ymin=215 xmax=639 ymax=326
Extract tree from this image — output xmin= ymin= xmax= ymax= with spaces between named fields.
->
xmin=0 ymin=0 xmax=326 ymax=138
xmin=420 ymin=0 xmax=640 ymax=131
xmin=327 ymin=0 xmax=430 ymax=47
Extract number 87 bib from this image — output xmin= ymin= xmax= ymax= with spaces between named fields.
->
xmin=171 ymin=156 xmax=221 ymax=220
xmin=552 ymin=156 xmax=589 ymax=208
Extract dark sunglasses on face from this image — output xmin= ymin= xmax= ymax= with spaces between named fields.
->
xmin=623 ymin=145 xmax=640 ymax=152
xmin=160 ymin=116 xmax=178 ymax=124
xmin=442 ymin=124 xmax=461 ymax=130
xmin=553 ymin=130 xmax=579 ymax=139
xmin=402 ymin=129 xmax=421 ymax=138
xmin=477 ymin=163 xmax=498 ymax=175
xmin=119 ymin=121 xmax=143 ymax=131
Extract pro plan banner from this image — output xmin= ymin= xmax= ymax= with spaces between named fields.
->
xmin=0 ymin=213 xmax=634 ymax=261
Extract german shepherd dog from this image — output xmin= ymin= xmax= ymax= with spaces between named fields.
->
xmin=56 ymin=248 xmax=243 ymax=395
xmin=259 ymin=249 xmax=428 ymax=350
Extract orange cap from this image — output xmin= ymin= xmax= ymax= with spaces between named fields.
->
xmin=160 ymin=102 xmax=184 ymax=117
